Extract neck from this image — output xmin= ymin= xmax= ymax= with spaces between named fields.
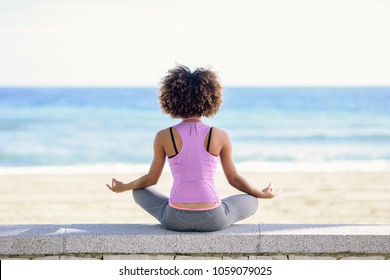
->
xmin=183 ymin=117 xmax=202 ymax=122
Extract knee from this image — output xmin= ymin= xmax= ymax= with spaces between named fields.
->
xmin=253 ymin=197 xmax=260 ymax=212
xmin=246 ymin=194 xmax=259 ymax=213
xmin=132 ymin=188 xmax=143 ymax=203
xmin=253 ymin=195 xmax=259 ymax=207
xmin=243 ymin=194 xmax=259 ymax=206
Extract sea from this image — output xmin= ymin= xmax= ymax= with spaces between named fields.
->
xmin=1 ymin=87 xmax=390 ymax=174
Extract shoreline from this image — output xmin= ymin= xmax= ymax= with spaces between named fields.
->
xmin=1 ymin=171 xmax=389 ymax=225
xmin=1 ymin=159 xmax=390 ymax=175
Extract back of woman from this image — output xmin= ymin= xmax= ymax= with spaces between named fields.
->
xmin=106 ymin=65 xmax=281 ymax=232
xmin=168 ymin=121 xmax=220 ymax=209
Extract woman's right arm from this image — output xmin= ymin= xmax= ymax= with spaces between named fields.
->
xmin=106 ymin=130 xmax=166 ymax=193
xmin=219 ymin=130 xmax=280 ymax=199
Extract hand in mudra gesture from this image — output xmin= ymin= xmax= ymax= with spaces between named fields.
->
xmin=260 ymin=183 xmax=282 ymax=199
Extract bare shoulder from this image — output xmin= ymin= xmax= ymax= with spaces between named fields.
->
xmin=211 ymin=126 xmax=230 ymax=139
xmin=156 ymin=128 xmax=170 ymax=137
xmin=157 ymin=127 xmax=175 ymax=137
xmin=154 ymin=128 xmax=172 ymax=143
xmin=210 ymin=126 xmax=232 ymax=148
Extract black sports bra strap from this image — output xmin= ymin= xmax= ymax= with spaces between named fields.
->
xmin=169 ymin=127 xmax=178 ymax=155
xmin=207 ymin=127 xmax=213 ymax=152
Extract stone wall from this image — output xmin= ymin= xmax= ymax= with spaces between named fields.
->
xmin=1 ymin=253 xmax=389 ymax=260
xmin=1 ymin=224 xmax=389 ymax=260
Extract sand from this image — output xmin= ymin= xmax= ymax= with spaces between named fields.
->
xmin=0 ymin=172 xmax=389 ymax=225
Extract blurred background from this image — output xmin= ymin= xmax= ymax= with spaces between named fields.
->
xmin=0 ymin=0 xmax=389 ymax=224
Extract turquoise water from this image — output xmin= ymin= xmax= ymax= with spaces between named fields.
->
xmin=1 ymin=87 xmax=389 ymax=172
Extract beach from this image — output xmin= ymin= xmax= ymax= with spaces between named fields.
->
xmin=1 ymin=87 xmax=389 ymax=225
xmin=1 ymin=171 xmax=389 ymax=225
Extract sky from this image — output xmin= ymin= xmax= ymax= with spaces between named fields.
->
xmin=0 ymin=0 xmax=389 ymax=87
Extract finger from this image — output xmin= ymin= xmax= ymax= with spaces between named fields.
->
xmin=106 ymin=184 xmax=113 ymax=190
xmin=273 ymin=190 xmax=282 ymax=196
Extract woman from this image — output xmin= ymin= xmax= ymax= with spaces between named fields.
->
xmin=106 ymin=65 xmax=280 ymax=231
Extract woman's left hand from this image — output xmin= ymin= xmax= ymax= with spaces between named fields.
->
xmin=106 ymin=178 xmax=127 ymax=193
xmin=260 ymin=183 xmax=282 ymax=199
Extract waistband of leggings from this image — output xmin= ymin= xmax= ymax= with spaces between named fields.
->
xmin=168 ymin=201 xmax=222 ymax=211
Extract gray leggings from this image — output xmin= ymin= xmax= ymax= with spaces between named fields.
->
xmin=132 ymin=187 xmax=259 ymax=232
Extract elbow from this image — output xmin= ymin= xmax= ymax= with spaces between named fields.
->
xmin=227 ymin=174 xmax=241 ymax=187
xmin=146 ymin=173 xmax=160 ymax=186
xmin=146 ymin=178 xmax=158 ymax=186
xmin=149 ymin=179 xmax=158 ymax=186
xmin=227 ymin=174 xmax=250 ymax=194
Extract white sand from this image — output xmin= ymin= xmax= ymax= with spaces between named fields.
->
xmin=1 ymin=172 xmax=389 ymax=224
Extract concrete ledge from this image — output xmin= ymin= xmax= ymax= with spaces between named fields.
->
xmin=0 ymin=224 xmax=389 ymax=257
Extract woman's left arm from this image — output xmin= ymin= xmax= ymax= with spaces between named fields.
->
xmin=106 ymin=132 xmax=166 ymax=193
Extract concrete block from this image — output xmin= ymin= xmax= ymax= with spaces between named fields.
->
xmin=59 ymin=256 xmax=101 ymax=260
xmin=104 ymin=254 xmax=175 ymax=260
xmin=0 ymin=224 xmax=64 ymax=255
xmin=258 ymin=224 xmax=390 ymax=254
xmin=1 ymin=224 xmax=390 ymax=258
xmin=32 ymin=256 xmax=60 ymax=260
xmin=288 ymin=255 xmax=337 ymax=260
xmin=0 ymin=257 xmax=31 ymax=260
xmin=63 ymin=224 xmax=259 ymax=254
xmin=175 ymin=255 xmax=222 ymax=260
xmin=222 ymin=255 xmax=249 ymax=260
xmin=253 ymin=255 xmax=288 ymax=260
xmin=340 ymin=256 xmax=386 ymax=260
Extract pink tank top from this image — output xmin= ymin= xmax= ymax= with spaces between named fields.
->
xmin=168 ymin=121 xmax=221 ymax=209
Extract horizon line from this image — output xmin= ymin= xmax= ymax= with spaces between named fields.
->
xmin=1 ymin=84 xmax=390 ymax=89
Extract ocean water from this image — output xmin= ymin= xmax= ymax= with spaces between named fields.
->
xmin=1 ymin=87 xmax=390 ymax=173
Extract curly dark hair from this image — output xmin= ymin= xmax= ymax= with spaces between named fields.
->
xmin=159 ymin=65 xmax=223 ymax=118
